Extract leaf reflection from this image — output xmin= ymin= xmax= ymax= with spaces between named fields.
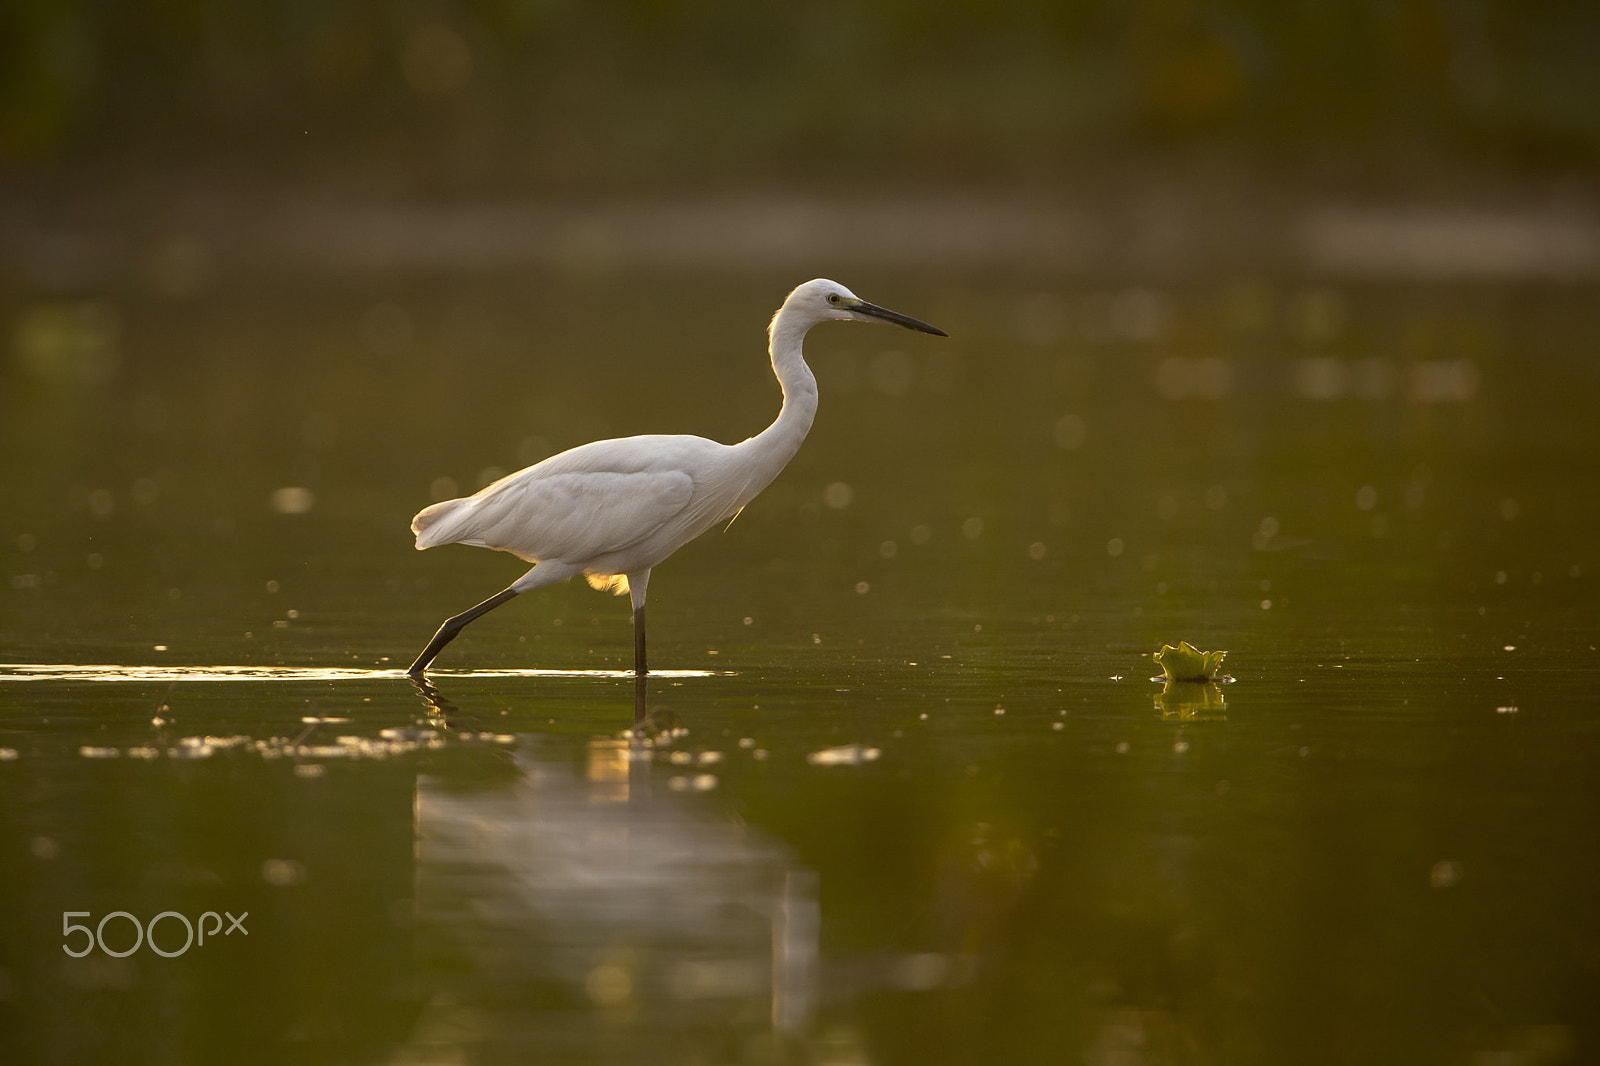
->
xmin=1154 ymin=680 xmax=1228 ymax=720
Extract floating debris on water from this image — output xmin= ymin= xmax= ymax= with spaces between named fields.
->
xmin=807 ymin=744 xmax=881 ymax=767
xmin=40 ymin=725 xmax=513 ymax=765
xmin=667 ymin=773 xmax=719 ymax=792
xmin=380 ymin=726 xmax=435 ymax=742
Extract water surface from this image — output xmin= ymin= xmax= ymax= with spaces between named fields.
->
xmin=2 ymin=272 xmax=1597 ymax=1064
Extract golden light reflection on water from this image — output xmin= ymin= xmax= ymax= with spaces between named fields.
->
xmin=0 ymin=665 xmax=717 ymax=683
xmin=585 ymin=737 xmax=637 ymax=804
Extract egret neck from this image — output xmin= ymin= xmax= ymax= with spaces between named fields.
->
xmin=735 ymin=302 xmax=821 ymax=488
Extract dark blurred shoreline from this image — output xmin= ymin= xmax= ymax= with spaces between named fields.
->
xmin=3 ymin=169 xmax=1597 ymax=296
xmin=5 ymin=2 xmax=1599 ymax=290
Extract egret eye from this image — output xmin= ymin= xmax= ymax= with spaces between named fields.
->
xmin=827 ymin=293 xmax=841 ymax=305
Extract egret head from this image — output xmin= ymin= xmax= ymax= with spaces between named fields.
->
xmin=775 ymin=279 xmax=947 ymax=337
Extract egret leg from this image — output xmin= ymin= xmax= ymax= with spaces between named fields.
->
xmin=633 ymin=605 xmax=647 ymax=676
xmin=408 ymin=587 xmax=520 ymax=677
xmin=626 ymin=568 xmax=651 ymax=677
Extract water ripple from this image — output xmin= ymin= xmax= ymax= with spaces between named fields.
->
xmin=0 ymin=664 xmax=718 ymax=683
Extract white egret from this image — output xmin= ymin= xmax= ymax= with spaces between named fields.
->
xmin=407 ymin=279 xmax=945 ymax=677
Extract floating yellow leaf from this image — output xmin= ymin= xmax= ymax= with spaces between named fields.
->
xmin=1152 ymin=641 xmax=1228 ymax=682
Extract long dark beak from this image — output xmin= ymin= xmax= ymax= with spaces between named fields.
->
xmin=853 ymin=300 xmax=948 ymax=337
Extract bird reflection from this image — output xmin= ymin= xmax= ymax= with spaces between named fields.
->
xmin=396 ymin=667 xmax=822 ymax=1059
xmin=410 ymin=672 xmax=652 ymax=726
xmin=404 ymin=735 xmax=818 ymax=1060
xmin=409 ymin=673 xmax=468 ymax=729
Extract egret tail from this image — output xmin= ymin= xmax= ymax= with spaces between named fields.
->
xmin=412 ymin=497 xmax=473 ymax=551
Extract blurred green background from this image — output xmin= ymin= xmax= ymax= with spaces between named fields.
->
xmin=6 ymin=1 xmax=1598 ymax=318
xmin=5 ymin=0 xmax=1599 ymax=192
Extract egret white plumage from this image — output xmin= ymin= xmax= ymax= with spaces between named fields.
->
xmin=406 ymin=279 xmax=945 ymax=677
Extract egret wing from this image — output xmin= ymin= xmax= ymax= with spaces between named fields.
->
xmin=454 ymin=469 xmax=696 ymax=562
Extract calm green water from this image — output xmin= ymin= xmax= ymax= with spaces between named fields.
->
xmin=2 ymin=272 xmax=1598 ymax=1064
